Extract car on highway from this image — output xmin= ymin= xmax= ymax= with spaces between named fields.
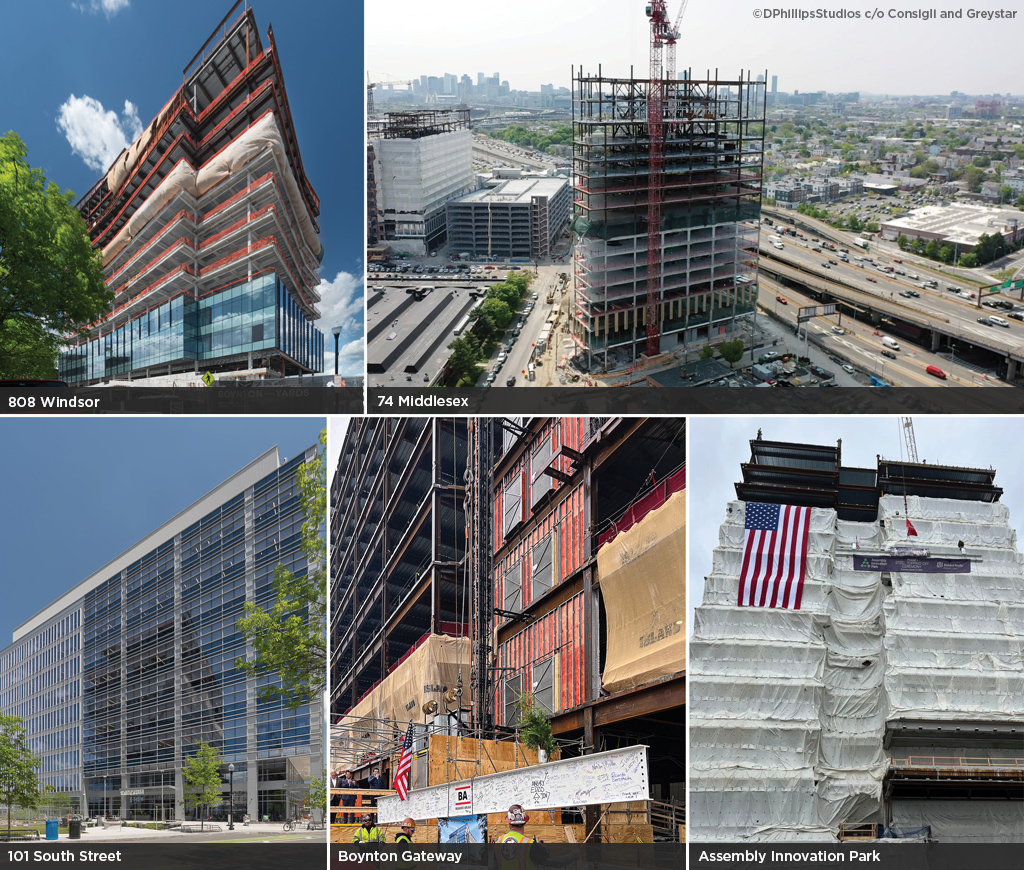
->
xmin=831 ymin=326 xmax=844 ymax=334
xmin=900 ymin=291 xmax=915 ymax=298
xmin=776 ymin=295 xmax=788 ymax=304
xmin=881 ymin=350 xmax=897 ymax=360
xmin=866 ymin=277 xmax=877 ymax=283
xmin=1009 ymin=312 xmax=1024 ymax=321
xmin=841 ymin=364 xmax=855 ymax=374
xmin=926 ymin=365 xmax=947 ymax=379
xmin=977 ymin=317 xmax=994 ymax=326
xmin=958 ymin=291 xmax=976 ymax=299
xmin=828 ymin=259 xmax=838 ymax=265
xmin=907 ymin=273 xmax=919 ymax=280
xmin=821 ymin=262 xmax=831 ymax=269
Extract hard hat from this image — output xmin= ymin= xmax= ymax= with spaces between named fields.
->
xmin=507 ymin=804 xmax=528 ymax=825
xmin=402 ymin=818 xmax=416 ymax=829
xmin=361 ymin=814 xmax=372 ymax=823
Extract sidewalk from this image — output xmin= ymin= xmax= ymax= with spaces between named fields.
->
xmin=48 ymin=820 xmax=305 ymax=842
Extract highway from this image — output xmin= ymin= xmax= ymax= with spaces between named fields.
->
xmin=757 ymin=222 xmax=1024 ymax=378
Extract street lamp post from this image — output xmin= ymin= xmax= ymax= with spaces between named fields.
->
xmin=103 ymin=776 xmax=107 ymax=820
xmin=228 ymin=764 xmax=235 ymax=831
xmin=331 ymin=326 xmax=342 ymax=376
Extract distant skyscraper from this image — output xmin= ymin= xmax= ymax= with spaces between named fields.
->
xmin=771 ymin=75 xmax=778 ymax=94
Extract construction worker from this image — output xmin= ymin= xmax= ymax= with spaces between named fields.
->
xmin=499 ymin=804 xmax=534 ymax=845
xmin=498 ymin=805 xmax=576 ymax=869
xmin=351 ymin=813 xmax=385 ymax=845
xmin=395 ymin=817 xmax=416 ymax=844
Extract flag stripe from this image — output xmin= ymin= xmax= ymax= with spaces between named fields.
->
xmin=737 ymin=502 xmax=811 ymax=611
xmin=394 ymin=722 xmax=413 ymax=801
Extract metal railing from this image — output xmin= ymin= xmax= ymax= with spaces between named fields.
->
xmin=891 ymin=756 xmax=1024 ymax=770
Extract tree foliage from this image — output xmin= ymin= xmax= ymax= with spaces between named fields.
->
xmin=235 ymin=429 xmax=326 ymax=709
xmin=0 ymin=132 xmax=112 ymax=378
xmin=306 ymin=766 xmax=328 ymax=815
xmin=181 ymin=741 xmax=222 ymax=830
xmin=0 ymin=715 xmax=39 ymax=837
xmin=720 ymin=339 xmax=746 ymax=368
xmin=514 ymin=692 xmax=557 ymax=756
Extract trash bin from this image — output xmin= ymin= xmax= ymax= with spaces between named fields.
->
xmin=69 ymin=819 xmax=82 ymax=840
xmin=46 ymin=820 xmax=59 ymax=840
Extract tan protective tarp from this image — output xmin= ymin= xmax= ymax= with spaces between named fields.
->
xmin=598 ymin=489 xmax=686 ymax=693
xmin=105 ymin=97 xmax=179 ymax=197
xmin=346 ymin=633 xmax=471 ymax=727
xmin=102 ymin=112 xmax=322 ymax=267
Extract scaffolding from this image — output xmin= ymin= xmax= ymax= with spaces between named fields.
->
xmin=571 ymin=68 xmax=766 ymax=370
xmin=369 ymin=109 xmax=471 ymax=140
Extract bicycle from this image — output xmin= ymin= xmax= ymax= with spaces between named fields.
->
xmin=283 ymin=818 xmax=296 ymax=833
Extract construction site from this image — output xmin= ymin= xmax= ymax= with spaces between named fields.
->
xmin=329 ymin=417 xmax=686 ymax=844
xmin=690 ymin=424 xmax=1024 ymax=843
xmin=59 ymin=2 xmax=324 ymax=385
xmin=368 ymin=109 xmax=474 ymax=254
xmin=570 ymin=2 xmax=766 ymax=375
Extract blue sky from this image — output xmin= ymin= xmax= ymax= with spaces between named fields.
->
xmin=1 ymin=0 xmax=364 ymax=376
xmin=0 ymin=416 xmax=324 ymax=647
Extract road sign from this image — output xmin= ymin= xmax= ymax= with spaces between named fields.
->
xmin=201 ymin=371 xmax=215 ymax=387
xmin=797 ymin=303 xmax=837 ymax=323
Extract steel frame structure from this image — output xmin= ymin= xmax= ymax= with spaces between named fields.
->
xmin=571 ymin=68 xmax=766 ymax=370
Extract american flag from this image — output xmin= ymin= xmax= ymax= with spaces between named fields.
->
xmin=738 ymin=502 xmax=811 ymax=610
xmin=394 ymin=722 xmax=414 ymax=801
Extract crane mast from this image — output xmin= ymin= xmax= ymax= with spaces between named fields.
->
xmin=645 ymin=2 xmax=671 ymax=358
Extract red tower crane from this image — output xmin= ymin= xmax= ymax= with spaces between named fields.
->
xmin=645 ymin=1 xmax=671 ymax=358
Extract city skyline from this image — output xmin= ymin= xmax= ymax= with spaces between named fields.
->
xmin=368 ymin=0 xmax=1023 ymax=97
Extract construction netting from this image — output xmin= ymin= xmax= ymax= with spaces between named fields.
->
xmin=690 ymin=495 xmax=1024 ymax=842
xmin=102 ymin=112 xmax=323 ymax=267
xmin=597 ymin=488 xmax=686 ymax=694
xmin=332 ymin=634 xmax=472 ymax=771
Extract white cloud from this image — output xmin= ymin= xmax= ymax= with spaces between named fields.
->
xmin=56 ymin=95 xmax=142 ymax=172
xmin=318 ymin=271 xmax=365 ymax=376
xmin=73 ymin=1 xmax=131 ymax=17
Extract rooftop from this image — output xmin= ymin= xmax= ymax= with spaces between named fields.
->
xmin=451 ymin=177 xmax=568 ymax=205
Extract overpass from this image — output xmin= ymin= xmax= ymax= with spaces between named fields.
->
xmin=758 ymin=247 xmax=1024 ymax=382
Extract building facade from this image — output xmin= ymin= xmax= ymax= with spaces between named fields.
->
xmin=0 ymin=446 xmax=323 ymax=821
xmin=446 ymin=178 xmax=571 ymax=260
xmin=330 ymin=418 xmax=470 ymax=718
xmin=489 ymin=417 xmax=687 ymax=811
xmin=571 ymin=71 xmax=765 ymax=369
xmin=369 ymin=111 xmax=474 ymax=254
xmin=690 ymin=434 xmax=1024 ymax=841
xmin=59 ymin=7 xmax=324 ymax=384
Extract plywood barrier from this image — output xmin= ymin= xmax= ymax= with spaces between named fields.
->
xmin=427 ymin=734 xmax=559 ymax=786
xmin=486 ymin=823 xmax=585 ymax=843
xmin=604 ymin=800 xmax=650 ymax=824
xmin=331 ymin=823 xmax=439 ymax=844
xmin=678 ymin=823 xmax=686 ymax=843
xmin=486 ymin=810 xmax=562 ymax=828
xmin=599 ymin=824 xmax=655 ymax=843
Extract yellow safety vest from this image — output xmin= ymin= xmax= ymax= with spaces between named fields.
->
xmin=352 ymin=825 xmax=385 ymax=844
xmin=498 ymin=829 xmax=536 ymax=870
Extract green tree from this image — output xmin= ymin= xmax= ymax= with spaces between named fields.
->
xmin=720 ymin=338 xmax=745 ymax=369
xmin=699 ymin=345 xmax=715 ymax=360
xmin=477 ymin=297 xmax=512 ymax=331
xmin=0 ymin=132 xmax=112 ymax=378
xmin=182 ymin=741 xmax=222 ymax=831
xmin=306 ymin=766 xmax=327 ymax=818
xmin=0 ymin=715 xmax=39 ymax=837
xmin=961 ymin=167 xmax=985 ymax=193
xmin=446 ymin=334 xmax=482 ymax=384
xmin=958 ymin=253 xmax=978 ymax=268
xmin=235 ymin=429 xmax=326 ymax=709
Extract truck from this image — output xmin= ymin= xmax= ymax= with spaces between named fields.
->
xmin=882 ymin=336 xmax=900 ymax=350
xmin=853 ymin=238 xmax=870 ymax=250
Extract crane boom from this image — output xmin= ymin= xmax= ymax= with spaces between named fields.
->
xmin=665 ymin=0 xmax=690 ymax=82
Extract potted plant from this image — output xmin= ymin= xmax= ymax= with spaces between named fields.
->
xmin=514 ymin=693 xmax=556 ymax=763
